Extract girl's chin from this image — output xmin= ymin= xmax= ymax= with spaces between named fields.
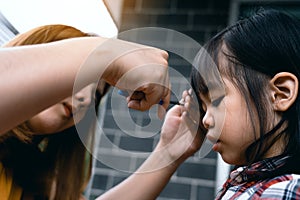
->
xmin=220 ymin=154 xmax=247 ymax=166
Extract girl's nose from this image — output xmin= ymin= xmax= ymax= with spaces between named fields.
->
xmin=202 ymin=111 xmax=214 ymax=130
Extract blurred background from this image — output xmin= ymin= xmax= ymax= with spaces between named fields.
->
xmin=1 ymin=0 xmax=300 ymax=199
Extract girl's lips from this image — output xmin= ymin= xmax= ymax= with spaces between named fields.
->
xmin=212 ymin=141 xmax=220 ymax=151
xmin=206 ymin=134 xmax=221 ymax=151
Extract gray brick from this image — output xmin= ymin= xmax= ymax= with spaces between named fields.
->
xmin=135 ymin=157 xmax=147 ymax=168
xmin=193 ymin=13 xmax=228 ymax=27
xmin=176 ymin=0 xmax=210 ymax=10
xmin=177 ymin=163 xmax=216 ymax=180
xmin=141 ymin=0 xmax=172 ymax=9
xmin=95 ymin=159 xmax=113 ymax=169
xmin=181 ymin=30 xmax=206 ymax=43
xmin=112 ymin=176 xmax=127 ymax=186
xmin=96 ymin=154 xmax=132 ymax=172
xmin=211 ymin=0 xmax=230 ymax=11
xmin=89 ymin=195 xmax=96 ymax=200
xmin=169 ymin=54 xmax=192 ymax=77
xmin=160 ymin=182 xmax=191 ymax=199
xmin=122 ymin=28 xmax=171 ymax=44
xmin=99 ymin=134 xmax=115 ymax=148
xmin=92 ymin=175 xmax=108 ymax=190
xmin=197 ymin=186 xmax=215 ymax=199
xmin=156 ymin=14 xmax=189 ymax=26
xmin=103 ymin=114 xmax=118 ymax=129
xmin=119 ymin=136 xmax=154 ymax=152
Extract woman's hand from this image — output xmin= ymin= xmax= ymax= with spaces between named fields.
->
xmin=156 ymin=90 xmax=205 ymax=166
xmin=102 ymin=39 xmax=170 ymax=112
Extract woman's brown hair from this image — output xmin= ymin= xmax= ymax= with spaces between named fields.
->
xmin=1 ymin=24 xmax=109 ymax=199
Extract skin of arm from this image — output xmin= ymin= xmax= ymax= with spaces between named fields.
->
xmin=97 ymin=91 xmax=203 ymax=200
xmin=0 ymin=37 xmax=169 ymax=134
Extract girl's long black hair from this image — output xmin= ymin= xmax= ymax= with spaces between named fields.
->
xmin=191 ymin=9 xmax=300 ymax=174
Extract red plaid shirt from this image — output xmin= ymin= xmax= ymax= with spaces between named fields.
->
xmin=216 ymin=156 xmax=300 ymax=199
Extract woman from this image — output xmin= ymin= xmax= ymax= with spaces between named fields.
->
xmin=0 ymin=25 xmax=111 ymax=199
xmin=0 ymin=26 xmax=170 ymax=135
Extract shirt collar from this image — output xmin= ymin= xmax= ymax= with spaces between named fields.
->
xmin=228 ymin=155 xmax=289 ymax=186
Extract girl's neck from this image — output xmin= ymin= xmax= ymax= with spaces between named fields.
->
xmin=263 ymin=141 xmax=285 ymax=159
xmin=262 ymin=116 xmax=287 ymax=159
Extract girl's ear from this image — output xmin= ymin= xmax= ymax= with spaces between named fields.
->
xmin=270 ymin=72 xmax=298 ymax=111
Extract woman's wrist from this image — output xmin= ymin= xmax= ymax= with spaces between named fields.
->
xmin=99 ymin=38 xmax=146 ymax=86
xmin=153 ymin=142 xmax=187 ymax=168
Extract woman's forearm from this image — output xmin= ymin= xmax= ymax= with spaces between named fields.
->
xmin=0 ymin=36 xmax=169 ymax=134
xmin=96 ymin=149 xmax=181 ymax=200
xmin=0 ymin=37 xmax=106 ymax=134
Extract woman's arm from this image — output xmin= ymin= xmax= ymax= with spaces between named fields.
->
xmin=97 ymin=90 xmax=203 ymax=200
xmin=0 ymin=37 xmax=169 ymax=134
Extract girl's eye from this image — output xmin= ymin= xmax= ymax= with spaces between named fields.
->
xmin=211 ymin=95 xmax=225 ymax=107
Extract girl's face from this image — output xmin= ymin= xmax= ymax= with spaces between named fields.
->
xmin=28 ymin=84 xmax=96 ymax=134
xmin=200 ymin=77 xmax=258 ymax=165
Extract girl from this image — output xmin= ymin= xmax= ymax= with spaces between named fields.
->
xmin=98 ymin=9 xmax=300 ymax=199
xmin=191 ymin=9 xmax=300 ymax=199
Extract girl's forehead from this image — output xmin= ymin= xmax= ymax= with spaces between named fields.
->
xmin=203 ymin=79 xmax=226 ymax=100
xmin=194 ymin=44 xmax=228 ymax=99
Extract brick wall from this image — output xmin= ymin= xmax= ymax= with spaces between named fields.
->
xmin=89 ymin=0 xmax=231 ymax=199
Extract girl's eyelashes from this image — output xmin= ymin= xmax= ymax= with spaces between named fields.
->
xmin=199 ymin=94 xmax=225 ymax=112
xmin=211 ymin=95 xmax=225 ymax=107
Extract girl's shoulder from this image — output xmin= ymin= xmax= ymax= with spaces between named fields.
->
xmin=220 ymin=174 xmax=300 ymax=200
xmin=259 ymin=174 xmax=300 ymax=199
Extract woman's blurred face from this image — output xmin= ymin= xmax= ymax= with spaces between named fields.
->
xmin=28 ymin=84 xmax=96 ymax=134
